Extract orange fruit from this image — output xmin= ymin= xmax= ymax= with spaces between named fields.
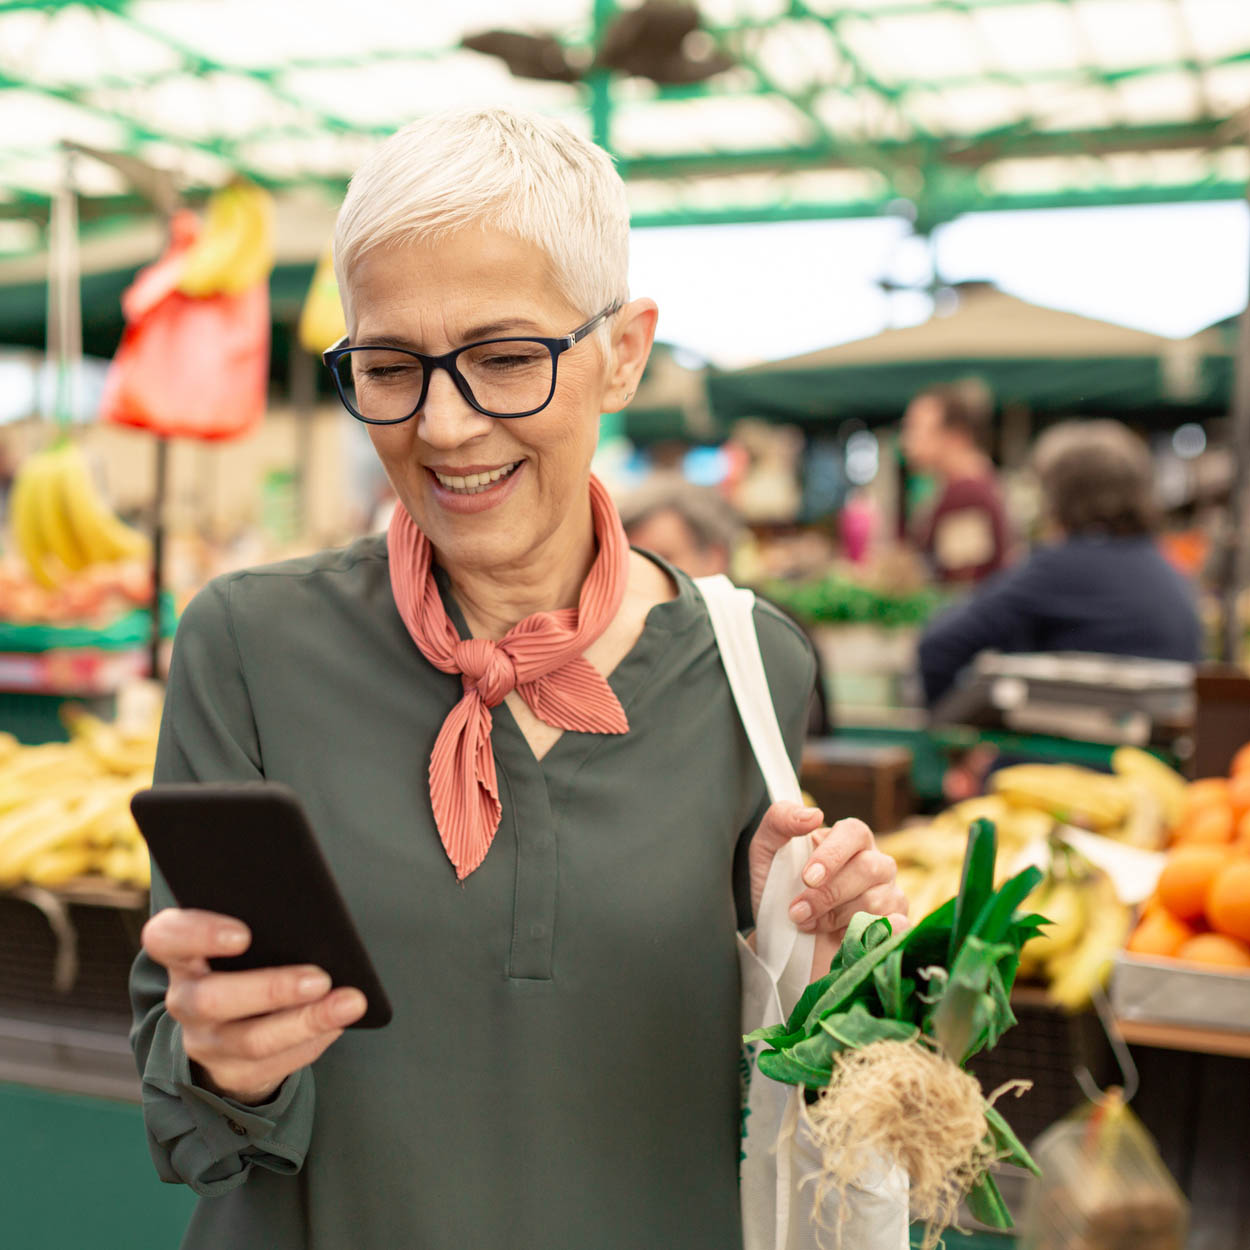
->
xmin=1237 ymin=809 xmax=1250 ymax=841
xmin=1173 ymin=803 xmax=1235 ymax=846
xmin=1229 ymin=773 xmax=1250 ymax=823
xmin=1206 ymin=860 xmax=1250 ymax=942
xmin=1177 ymin=933 xmax=1250 ymax=970
xmin=1157 ymin=845 xmax=1229 ymax=920
xmin=1184 ymin=777 xmax=1231 ymax=814
xmin=1126 ymin=910 xmax=1193 ymax=959
xmin=1231 ymin=742 xmax=1250 ymax=776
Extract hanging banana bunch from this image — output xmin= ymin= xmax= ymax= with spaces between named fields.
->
xmin=177 ymin=179 xmax=275 ymax=297
xmin=9 ymin=442 xmax=149 ymax=588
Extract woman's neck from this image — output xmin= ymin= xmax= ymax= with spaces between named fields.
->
xmin=443 ymin=497 xmax=597 ymax=641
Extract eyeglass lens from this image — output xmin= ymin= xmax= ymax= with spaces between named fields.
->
xmin=333 ymin=342 xmax=555 ymax=421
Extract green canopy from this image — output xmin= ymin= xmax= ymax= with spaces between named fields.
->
xmin=706 ymin=283 xmax=1233 ymax=428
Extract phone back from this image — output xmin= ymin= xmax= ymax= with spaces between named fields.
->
xmin=131 ymin=782 xmax=392 ymax=1028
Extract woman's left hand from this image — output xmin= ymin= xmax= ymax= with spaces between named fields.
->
xmin=748 ymin=802 xmax=909 ymax=982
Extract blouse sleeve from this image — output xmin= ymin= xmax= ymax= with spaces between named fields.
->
xmin=128 ymin=577 xmax=316 ymax=1196
xmin=731 ymin=601 xmax=819 ymax=932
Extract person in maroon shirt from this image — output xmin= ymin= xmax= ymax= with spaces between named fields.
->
xmin=901 ymin=379 xmax=1011 ymax=585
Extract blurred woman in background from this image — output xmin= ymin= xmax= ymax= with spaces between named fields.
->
xmin=917 ymin=418 xmax=1202 ymax=707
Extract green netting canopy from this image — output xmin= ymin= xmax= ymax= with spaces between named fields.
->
xmin=1 ymin=0 xmax=1249 ymax=259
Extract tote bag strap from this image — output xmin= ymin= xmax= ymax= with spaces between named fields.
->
xmin=695 ymin=574 xmax=815 ymax=1010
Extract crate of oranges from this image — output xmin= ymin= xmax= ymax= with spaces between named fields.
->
xmin=1111 ymin=744 xmax=1250 ymax=1031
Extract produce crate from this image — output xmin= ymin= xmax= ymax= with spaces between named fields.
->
xmin=967 ymin=987 xmax=1112 ymax=1148
xmin=800 ymin=738 xmax=915 ymax=832
xmin=1112 ymin=953 xmax=1250 ymax=1034
xmin=0 ymin=886 xmax=146 ymax=1028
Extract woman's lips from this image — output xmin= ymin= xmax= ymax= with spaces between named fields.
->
xmin=425 ymin=460 xmax=526 ymax=514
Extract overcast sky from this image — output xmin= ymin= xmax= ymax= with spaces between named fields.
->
xmin=630 ymin=200 xmax=1250 ymax=368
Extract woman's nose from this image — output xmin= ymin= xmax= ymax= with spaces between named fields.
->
xmin=416 ymin=367 xmax=494 ymax=448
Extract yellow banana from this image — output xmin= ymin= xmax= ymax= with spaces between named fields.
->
xmin=10 ymin=454 xmax=56 ymax=587
xmin=31 ymin=447 xmax=88 ymax=574
xmin=1027 ymin=878 xmax=1087 ymax=967
xmin=932 ymin=795 xmax=1010 ymax=834
xmin=63 ymin=709 xmax=156 ymax=775
xmin=56 ymin=443 xmax=149 ymax=565
xmin=992 ymin=765 xmax=1130 ymax=831
xmin=0 ymin=796 xmax=79 ymax=884
xmin=225 ymin=182 xmax=274 ymax=294
xmin=298 ymin=244 xmax=346 ymax=352
xmin=1107 ymin=779 xmax=1166 ymax=850
xmin=23 ymin=843 xmax=94 ymax=888
xmin=1046 ymin=875 xmax=1131 ymax=1012
xmin=1111 ymin=746 xmax=1188 ymax=830
xmin=178 ymin=181 xmax=274 ymax=297
xmin=101 ymin=839 xmax=149 ymax=888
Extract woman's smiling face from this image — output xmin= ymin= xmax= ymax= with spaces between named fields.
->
xmin=346 ymin=228 xmax=629 ymax=576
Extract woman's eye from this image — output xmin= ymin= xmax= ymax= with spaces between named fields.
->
xmin=362 ymin=365 xmax=416 ymax=380
xmin=483 ymin=354 xmax=541 ymax=370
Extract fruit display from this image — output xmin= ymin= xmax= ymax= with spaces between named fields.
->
xmin=987 ymin=745 xmax=1186 ymax=849
xmin=0 ymin=559 xmax=153 ymax=629
xmin=0 ymin=700 xmax=159 ymax=892
xmin=879 ymin=795 xmax=1052 ymax=921
xmin=1016 ymin=846 xmax=1133 ymax=1010
xmin=9 ymin=441 xmax=149 ymax=591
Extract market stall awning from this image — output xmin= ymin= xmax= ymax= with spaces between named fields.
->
xmin=2 ymin=0 xmax=1249 ymax=257
xmin=706 ymin=282 xmax=1232 ymax=426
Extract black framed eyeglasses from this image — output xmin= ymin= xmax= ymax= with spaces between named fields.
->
xmin=322 ymin=303 xmax=622 ymax=424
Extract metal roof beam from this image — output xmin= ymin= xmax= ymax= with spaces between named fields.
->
xmin=618 ymin=120 xmax=1229 ymax=178
xmin=1 ymin=177 xmax=1244 ymax=237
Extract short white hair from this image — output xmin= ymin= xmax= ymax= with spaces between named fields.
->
xmin=333 ymin=108 xmax=630 ymax=326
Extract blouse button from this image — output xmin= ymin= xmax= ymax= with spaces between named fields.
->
xmin=227 ymin=1119 xmax=248 ymax=1137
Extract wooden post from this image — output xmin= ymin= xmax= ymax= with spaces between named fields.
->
xmin=289 ymin=339 xmax=317 ymax=539
xmin=149 ymin=438 xmax=168 ymax=679
xmin=1221 ymin=197 xmax=1250 ymax=665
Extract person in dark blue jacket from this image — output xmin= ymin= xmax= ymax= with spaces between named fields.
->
xmin=917 ymin=419 xmax=1202 ymax=707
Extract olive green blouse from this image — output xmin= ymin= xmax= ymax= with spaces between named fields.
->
xmin=129 ymin=534 xmax=815 ymax=1250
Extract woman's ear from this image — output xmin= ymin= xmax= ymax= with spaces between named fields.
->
xmin=601 ymin=298 xmax=659 ymax=414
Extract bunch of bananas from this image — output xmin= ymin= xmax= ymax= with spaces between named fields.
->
xmin=1017 ymin=849 xmax=1132 ymax=1010
xmin=177 ymin=179 xmax=274 ymax=297
xmin=880 ymin=795 xmax=1052 ymax=921
xmin=0 ymin=704 xmax=159 ymax=891
xmin=989 ymin=747 xmax=1184 ymax=850
xmin=881 ymin=799 xmax=1133 ymax=1011
xmin=9 ymin=442 xmax=149 ymax=589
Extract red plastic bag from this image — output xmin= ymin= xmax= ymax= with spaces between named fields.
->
xmin=101 ymin=216 xmax=270 ymax=442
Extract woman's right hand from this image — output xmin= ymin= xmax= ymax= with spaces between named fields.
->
xmin=142 ymin=907 xmax=367 ymax=1106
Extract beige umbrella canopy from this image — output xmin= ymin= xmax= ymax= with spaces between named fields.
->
xmin=751 ymin=282 xmax=1199 ymax=369
xmin=708 ymin=283 xmax=1227 ymax=426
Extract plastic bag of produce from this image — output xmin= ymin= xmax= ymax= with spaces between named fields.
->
xmin=101 ymin=283 xmax=270 ymax=441
xmin=1019 ymin=1089 xmax=1187 ymax=1250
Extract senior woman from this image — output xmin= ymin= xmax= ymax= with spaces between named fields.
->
xmin=131 ymin=109 xmax=906 ymax=1250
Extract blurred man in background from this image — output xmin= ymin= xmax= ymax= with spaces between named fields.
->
xmin=917 ymin=419 xmax=1202 ymax=708
xmin=901 ymin=378 xmax=1011 ymax=585
xmin=620 ymin=474 xmax=831 ymax=735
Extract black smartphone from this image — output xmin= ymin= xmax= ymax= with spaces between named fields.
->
xmin=131 ymin=781 xmax=393 ymax=1029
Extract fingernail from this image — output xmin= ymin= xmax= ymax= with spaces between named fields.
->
xmin=805 ymin=807 xmax=825 ymax=825
xmin=789 ymin=901 xmax=812 ymax=924
xmin=299 ymin=972 xmax=331 ymax=999
xmin=217 ymin=926 xmax=248 ymax=950
xmin=331 ymin=990 xmax=366 ymax=1024
xmin=803 ymin=862 xmax=826 ymax=888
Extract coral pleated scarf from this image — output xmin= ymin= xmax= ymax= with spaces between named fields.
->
xmin=388 ymin=475 xmax=631 ymax=879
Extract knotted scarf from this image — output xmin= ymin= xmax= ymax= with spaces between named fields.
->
xmin=388 ymin=474 xmax=630 ymax=879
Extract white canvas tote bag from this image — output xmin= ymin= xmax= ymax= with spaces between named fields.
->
xmin=696 ymin=575 xmax=909 ymax=1250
